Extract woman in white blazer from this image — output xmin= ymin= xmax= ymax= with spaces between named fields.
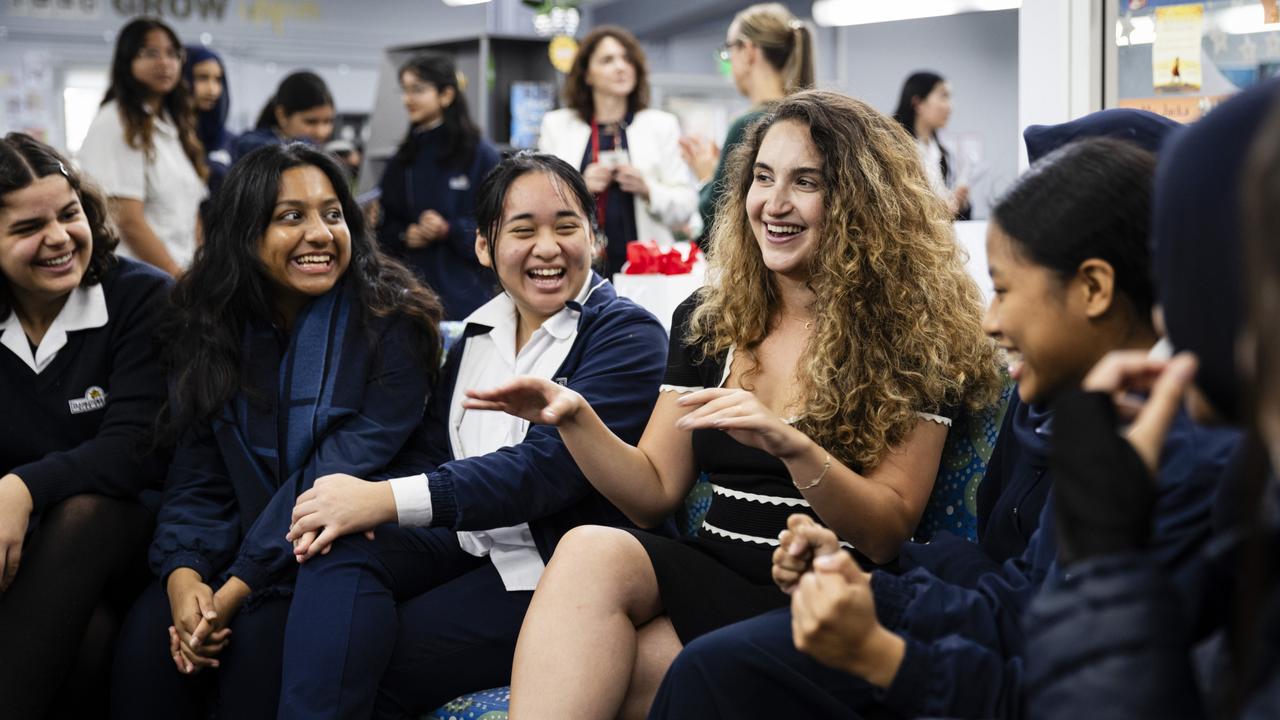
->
xmin=539 ymin=25 xmax=697 ymax=275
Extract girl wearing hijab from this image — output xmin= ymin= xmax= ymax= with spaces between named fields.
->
xmin=183 ymin=47 xmax=233 ymax=203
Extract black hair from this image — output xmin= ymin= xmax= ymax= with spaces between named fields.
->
xmin=0 ymin=133 xmax=119 ymax=320
xmin=395 ymin=55 xmax=481 ymax=171
xmin=893 ymin=70 xmax=952 ymax=182
xmin=103 ymin=17 xmax=207 ymax=179
xmin=255 ymin=71 xmax=334 ymax=131
xmin=474 ymin=152 xmax=600 ymax=285
xmin=992 ymin=136 xmax=1156 ymax=322
xmin=159 ymin=142 xmax=441 ymax=435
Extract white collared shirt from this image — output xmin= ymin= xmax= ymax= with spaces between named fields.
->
xmin=918 ymin=136 xmax=950 ymax=201
xmin=77 ymin=101 xmax=206 ymax=269
xmin=0 ymin=283 xmax=109 ymax=374
xmin=389 ymin=276 xmax=603 ymax=591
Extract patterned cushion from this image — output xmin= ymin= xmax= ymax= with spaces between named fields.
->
xmin=426 ymin=686 xmax=509 ymax=720
xmin=914 ymin=379 xmax=1016 ymax=543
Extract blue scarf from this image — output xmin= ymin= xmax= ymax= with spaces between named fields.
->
xmin=221 ymin=280 xmax=353 ymax=511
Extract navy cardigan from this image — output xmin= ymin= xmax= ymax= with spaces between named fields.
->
xmin=394 ymin=276 xmax=671 ymax=560
xmin=863 ymin=411 xmax=1239 ymax=719
xmin=1 ymin=257 xmax=171 ymax=512
xmin=377 ymin=127 xmax=502 ymax=320
xmin=150 ymin=314 xmax=431 ymax=593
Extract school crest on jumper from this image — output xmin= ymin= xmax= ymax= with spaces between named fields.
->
xmin=68 ymin=386 xmax=108 ymax=414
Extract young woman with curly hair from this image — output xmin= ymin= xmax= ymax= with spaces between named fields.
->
xmin=110 ymin=143 xmax=441 ymax=719
xmin=467 ymin=89 xmax=1003 ymax=719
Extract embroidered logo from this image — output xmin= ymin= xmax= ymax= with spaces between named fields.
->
xmin=554 ymin=377 xmax=569 ymax=386
xmin=449 ymin=174 xmax=470 ymax=191
xmin=68 ymin=386 xmax=108 ymax=414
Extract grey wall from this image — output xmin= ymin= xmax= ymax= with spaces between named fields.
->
xmin=619 ymin=6 xmax=1020 ymax=217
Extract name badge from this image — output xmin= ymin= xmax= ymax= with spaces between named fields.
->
xmin=449 ymin=175 xmax=471 ymax=191
xmin=69 ymin=386 xmax=108 ymax=414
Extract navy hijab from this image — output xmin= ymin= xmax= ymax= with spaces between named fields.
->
xmin=1024 ymin=108 xmax=1178 ymax=165
xmin=183 ymin=46 xmax=230 ymax=154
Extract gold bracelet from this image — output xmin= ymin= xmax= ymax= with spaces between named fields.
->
xmin=793 ymin=452 xmax=830 ymax=490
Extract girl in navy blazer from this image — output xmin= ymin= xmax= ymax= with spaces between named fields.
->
xmin=0 ymin=133 xmax=171 ymax=717
xmin=377 ymin=54 xmax=502 ymax=320
xmin=110 ymin=143 xmax=441 ymax=720
xmin=274 ymin=152 xmax=668 ymax=719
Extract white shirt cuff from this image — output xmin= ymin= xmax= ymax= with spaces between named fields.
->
xmin=388 ymin=474 xmax=433 ymax=527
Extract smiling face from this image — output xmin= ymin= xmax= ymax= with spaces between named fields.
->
xmin=258 ymin=165 xmax=352 ymax=323
xmin=400 ymin=69 xmax=452 ymax=127
xmin=0 ymin=175 xmax=93 ymax=313
xmin=983 ymin=221 xmax=1097 ymax=404
xmin=585 ymin=35 xmax=637 ymax=103
xmin=746 ymin=120 xmax=825 ymax=281
xmin=190 ymin=58 xmax=223 ymax=113
xmin=475 ymin=171 xmax=594 ymax=330
xmin=131 ymin=29 xmax=182 ymax=101
xmin=276 ymin=104 xmax=335 ymax=145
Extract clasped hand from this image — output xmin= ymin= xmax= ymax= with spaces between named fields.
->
xmin=772 ymin=514 xmax=901 ymax=684
xmin=165 ymin=569 xmax=246 ymax=675
xmin=674 ymin=388 xmax=807 ymax=459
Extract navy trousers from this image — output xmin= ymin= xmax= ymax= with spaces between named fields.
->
xmin=110 ymin=580 xmax=292 ymax=720
xmin=648 ymin=606 xmax=880 ymax=720
xmin=278 ymin=526 xmax=533 ymax=720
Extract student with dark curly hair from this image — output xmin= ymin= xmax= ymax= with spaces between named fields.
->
xmin=0 ymin=133 xmax=171 ymax=717
xmin=110 ymin=143 xmax=441 ymax=719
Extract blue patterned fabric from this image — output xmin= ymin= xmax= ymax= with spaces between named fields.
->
xmin=426 ymin=686 xmax=509 ymax=720
xmin=914 ymin=379 xmax=1016 ymax=543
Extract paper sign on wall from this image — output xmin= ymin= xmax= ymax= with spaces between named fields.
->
xmin=1153 ymin=3 xmax=1204 ymax=91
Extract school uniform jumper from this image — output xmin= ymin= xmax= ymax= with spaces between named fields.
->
xmin=376 ymin=125 xmax=502 ymax=320
xmin=649 ymin=409 xmax=1240 ymax=719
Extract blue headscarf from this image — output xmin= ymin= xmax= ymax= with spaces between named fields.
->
xmin=183 ymin=46 xmax=230 ymax=154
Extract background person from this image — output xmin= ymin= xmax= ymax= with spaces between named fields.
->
xmin=78 ymin=17 xmax=207 ymax=277
xmin=539 ymin=25 xmax=697 ymax=276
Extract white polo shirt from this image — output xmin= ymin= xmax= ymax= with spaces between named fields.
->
xmin=0 ymin=283 xmax=109 ymax=373
xmin=77 ymin=100 xmax=206 ymax=269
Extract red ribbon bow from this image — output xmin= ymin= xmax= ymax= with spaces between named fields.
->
xmin=623 ymin=240 xmax=700 ymax=275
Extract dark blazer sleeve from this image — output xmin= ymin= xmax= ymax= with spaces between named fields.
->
xmin=425 ymin=301 xmax=667 ymax=530
xmin=15 ymin=267 xmax=172 ymax=511
xmin=150 ymin=424 xmax=241 ymax=583
xmin=224 ymin=317 xmax=432 ymax=592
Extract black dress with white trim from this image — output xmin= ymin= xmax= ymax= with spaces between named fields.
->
xmin=627 ymin=295 xmax=952 ymax=644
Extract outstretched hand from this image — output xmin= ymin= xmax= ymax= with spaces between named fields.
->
xmin=463 ymin=376 xmax=585 ymax=426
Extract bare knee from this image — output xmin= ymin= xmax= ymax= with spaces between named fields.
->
xmin=543 ymin=526 xmax=658 ymax=617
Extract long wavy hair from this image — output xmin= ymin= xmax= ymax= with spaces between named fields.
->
xmin=0 ymin=133 xmax=120 ymax=320
xmin=159 ymin=143 xmax=442 ymax=435
xmin=692 ymin=90 xmax=1002 ymax=471
xmin=103 ymin=18 xmax=207 ymax=180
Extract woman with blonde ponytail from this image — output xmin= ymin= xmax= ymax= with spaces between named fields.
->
xmin=679 ymin=3 xmax=814 ymax=249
